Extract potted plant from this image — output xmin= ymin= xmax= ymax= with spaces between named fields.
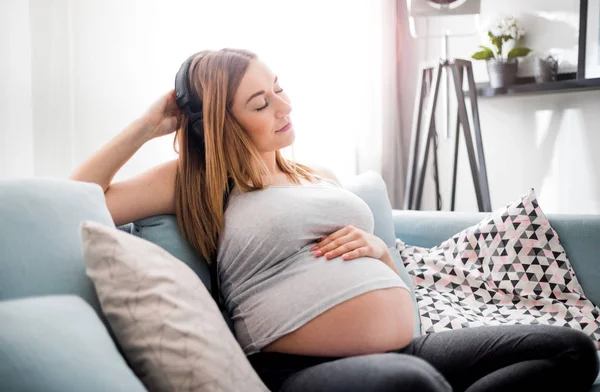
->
xmin=471 ymin=16 xmax=532 ymax=88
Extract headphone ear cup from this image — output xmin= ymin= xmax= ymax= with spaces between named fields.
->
xmin=190 ymin=119 xmax=205 ymax=146
xmin=185 ymin=108 xmax=204 ymax=152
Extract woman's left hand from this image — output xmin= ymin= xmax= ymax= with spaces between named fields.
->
xmin=310 ymin=225 xmax=388 ymax=262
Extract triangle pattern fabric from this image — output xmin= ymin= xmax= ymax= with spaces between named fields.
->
xmin=397 ymin=188 xmax=600 ymax=342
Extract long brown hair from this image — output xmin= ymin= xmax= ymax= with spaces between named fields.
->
xmin=172 ymin=48 xmax=319 ymax=263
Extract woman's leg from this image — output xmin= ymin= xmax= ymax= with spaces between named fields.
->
xmin=248 ymin=351 xmax=451 ymax=392
xmin=392 ymin=324 xmax=599 ymax=392
xmin=279 ymin=353 xmax=452 ymax=392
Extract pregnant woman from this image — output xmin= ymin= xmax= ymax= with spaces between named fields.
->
xmin=71 ymin=48 xmax=599 ymax=392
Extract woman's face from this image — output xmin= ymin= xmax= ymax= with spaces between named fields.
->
xmin=231 ymin=59 xmax=294 ymax=152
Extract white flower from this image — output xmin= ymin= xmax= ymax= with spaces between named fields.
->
xmin=487 ymin=15 xmax=525 ymax=40
xmin=490 ymin=25 xmax=503 ymax=37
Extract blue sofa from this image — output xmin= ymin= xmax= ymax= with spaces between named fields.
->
xmin=1 ymin=178 xmax=599 ymax=391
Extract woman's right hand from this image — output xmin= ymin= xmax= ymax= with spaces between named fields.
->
xmin=139 ymin=89 xmax=181 ymax=140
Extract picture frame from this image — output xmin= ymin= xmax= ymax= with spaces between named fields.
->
xmin=579 ymin=0 xmax=600 ymax=78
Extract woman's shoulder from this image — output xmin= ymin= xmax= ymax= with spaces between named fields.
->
xmin=301 ymin=162 xmax=342 ymax=187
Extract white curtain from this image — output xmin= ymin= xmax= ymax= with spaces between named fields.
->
xmin=1 ymin=0 xmax=401 ymax=188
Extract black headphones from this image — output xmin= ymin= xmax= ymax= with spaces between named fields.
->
xmin=174 ymin=53 xmax=205 ymax=149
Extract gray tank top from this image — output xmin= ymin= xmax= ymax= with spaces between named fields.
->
xmin=216 ymin=174 xmax=408 ymax=356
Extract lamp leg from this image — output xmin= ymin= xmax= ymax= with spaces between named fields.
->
xmin=450 ymin=108 xmax=461 ymax=212
xmin=450 ymin=61 xmax=487 ymax=212
xmin=463 ymin=60 xmax=492 ymax=212
xmin=403 ymin=67 xmax=430 ymax=210
xmin=432 ymin=120 xmax=441 ymax=210
xmin=415 ymin=63 xmax=443 ymax=210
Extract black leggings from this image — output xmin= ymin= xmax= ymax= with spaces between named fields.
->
xmin=247 ymin=324 xmax=599 ymax=392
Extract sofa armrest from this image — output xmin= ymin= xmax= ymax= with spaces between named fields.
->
xmin=0 ymin=295 xmax=146 ymax=392
xmin=391 ymin=209 xmax=487 ymax=248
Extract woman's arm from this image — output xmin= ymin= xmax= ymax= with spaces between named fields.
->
xmin=69 ymin=90 xmax=181 ymax=226
xmin=69 ymin=119 xmax=153 ymax=193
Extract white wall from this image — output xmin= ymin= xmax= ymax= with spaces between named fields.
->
xmin=29 ymin=0 xmax=75 ymax=178
xmin=407 ymin=0 xmax=600 ymax=214
xmin=2 ymin=0 xmax=396 ymax=185
xmin=0 ymin=0 xmax=34 ymax=179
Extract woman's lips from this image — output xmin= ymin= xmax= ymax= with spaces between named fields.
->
xmin=276 ymin=122 xmax=292 ymax=132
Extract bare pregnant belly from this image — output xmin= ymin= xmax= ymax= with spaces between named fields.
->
xmin=261 ymin=287 xmax=415 ymax=357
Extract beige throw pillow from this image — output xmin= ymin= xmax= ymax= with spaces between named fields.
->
xmin=80 ymin=220 xmax=268 ymax=392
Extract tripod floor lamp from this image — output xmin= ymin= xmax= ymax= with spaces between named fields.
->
xmin=403 ymin=0 xmax=492 ymax=212
xmin=403 ymin=58 xmax=491 ymax=212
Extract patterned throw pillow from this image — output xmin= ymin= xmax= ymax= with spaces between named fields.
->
xmin=398 ymin=188 xmax=600 ymax=341
xmin=80 ymin=220 xmax=268 ymax=392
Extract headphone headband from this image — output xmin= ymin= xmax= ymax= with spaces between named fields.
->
xmin=175 ymin=53 xmax=203 ymax=114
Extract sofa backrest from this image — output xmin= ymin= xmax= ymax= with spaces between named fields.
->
xmin=0 ymin=178 xmax=236 ymax=337
xmin=0 ymin=178 xmax=115 ymax=329
xmin=5 ymin=178 xmax=598 ymax=336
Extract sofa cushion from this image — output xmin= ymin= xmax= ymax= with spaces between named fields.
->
xmin=0 ymin=178 xmax=115 ymax=322
xmin=342 ymin=170 xmax=421 ymax=337
xmin=80 ymin=220 xmax=268 ymax=392
xmin=0 ymin=295 xmax=146 ymax=392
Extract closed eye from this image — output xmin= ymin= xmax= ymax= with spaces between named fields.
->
xmin=256 ymin=89 xmax=285 ymax=111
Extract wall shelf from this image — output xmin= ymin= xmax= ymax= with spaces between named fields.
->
xmin=475 ymin=73 xmax=600 ymax=98
xmin=474 ymin=0 xmax=600 ymax=98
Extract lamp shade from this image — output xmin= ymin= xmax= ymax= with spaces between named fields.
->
xmin=408 ymin=0 xmax=480 ymax=17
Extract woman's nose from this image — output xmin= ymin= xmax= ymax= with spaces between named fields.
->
xmin=275 ymin=96 xmax=292 ymax=118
